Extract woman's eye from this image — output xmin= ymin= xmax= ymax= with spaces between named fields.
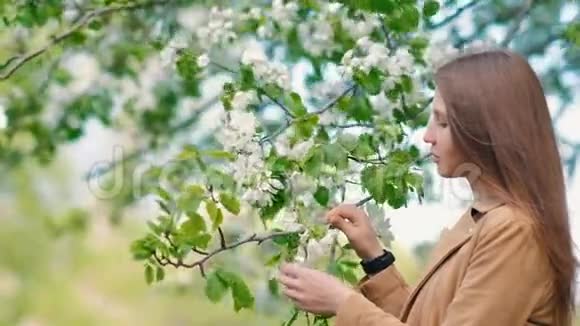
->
xmin=438 ymin=122 xmax=448 ymax=128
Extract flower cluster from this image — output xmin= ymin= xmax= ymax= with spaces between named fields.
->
xmin=340 ymin=37 xmax=415 ymax=86
xmin=241 ymin=46 xmax=291 ymax=90
xmin=341 ymin=12 xmax=381 ymax=40
xmin=196 ymin=7 xmax=237 ymax=49
xmin=271 ymin=0 xmax=299 ymax=29
xmin=159 ymin=34 xmax=189 ymax=67
xmin=242 ymin=172 xmax=284 ymax=207
xmin=298 ymin=16 xmax=336 ymax=57
xmin=274 ymin=136 xmax=314 ymax=161
xmin=217 ymin=106 xmax=259 ymax=153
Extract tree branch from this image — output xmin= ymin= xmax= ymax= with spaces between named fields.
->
xmin=0 ymin=0 xmax=171 ymax=80
xmin=155 ymin=229 xmax=306 ymax=269
xmin=426 ymin=0 xmax=479 ymax=29
xmin=501 ymin=0 xmax=534 ymax=47
xmin=257 ymin=87 xmax=295 ymax=118
xmin=315 ymin=84 xmax=356 ymax=115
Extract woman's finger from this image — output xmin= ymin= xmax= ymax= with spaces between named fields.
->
xmin=282 ymin=285 xmax=304 ymax=302
xmin=280 ymin=263 xmax=302 ymax=278
xmin=278 ymin=273 xmax=301 ymax=290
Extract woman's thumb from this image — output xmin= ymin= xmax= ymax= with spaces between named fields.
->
xmin=326 ymin=212 xmax=355 ymax=234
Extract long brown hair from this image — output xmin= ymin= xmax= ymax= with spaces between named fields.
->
xmin=435 ymin=49 xmax=577 ymax=325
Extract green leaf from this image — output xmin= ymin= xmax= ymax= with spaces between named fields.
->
xmin=202 ymin=149 xmax=236 ymax=161
xmin=322 ymin=143 xmax=348 ymax=169
xmin=259 ymin=190 xmax=288 ymax=221
xmin=217 ymin=270 xmax=255 ymax=312
xmin=288 ymin=92 xmax=308 ymax=117
xmin=354 ymin=69 xmax=382 ymax=95
xmin=268 ymin=278 xmax=279 ymax=296
xmin=284 ymin=308 xmax=300 ymax=326
xmin=205 ymin=271 xmax=229 ymax=303
xmin=272 ymin=232 xmax=301 ymax=250
xmin=352 ymin=134 xmax=376 ymax=158
xmin=130 ymin=235 xmax=159 ymax=260
xmin=177 ymin=185 xmax=205 ymax=212
xmin=361 ymin=166 xmax=392 ymax=204
xmin=313 ymin=186 xmax=330 ymax=206
xmin=337 ymin=134 xmax=358 ymax=152
xmin=294 ymin=114 xmax=319 ymax=140
xmin=231 ymin=277 xmax=254 ymax=312
xmin=265 ymin=252 xmax=282 ymax=266
xmin=303 ymin=146 xmax=324 ymax=176
xmin=219 ymin=193 xmax=240 ymax=215
xmin=206 ymin=200 xmax=224 ymax=230
xmin=423 ymin=0 xmax=440 ymax=17
xmin=145 ymin=265 xmax=154 ymax=285
xmin=156 ymin=266 xmax=165 ymax=282
xmin=176 ymin=50 xmax=200 ymax=81
xmin=206 ymin=169 xmax=236 ymax=191
xmin=402 ymin=6 xmax=420 ymax=31
xmin=185 ymin=211 xmax=207 ymax=233
xmin=240 ymin=65 xmax=256 ymax=90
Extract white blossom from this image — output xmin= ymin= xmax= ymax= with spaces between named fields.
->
xmin=275 ymin=136 xmax=314 ymax=161
xmin=0 ymin=103 xmax=8 ymax=130
xmin=217 ymin=109 xmax=258 ymax=152
xmin=242 ymin=7 xmax=263 ymax=20
xmin=341 ymin=13 xmax=381 ymax=40
xmin=289 ymin=172 xmax=317 ymax=193
xmin=272 ymin=209 xmax=303 ymax=232
xmin=325 ymin=2 xmax=343 ymax=15
xmin=160 ymin=34 xmax=189 ymax=67
xmin=62 ymin=8 xmax=79 ymax=22
xmin=271 ymin=0 xmax=299 ymax=29
xmin=197 ymin=53 xmax=210 ymax=68
xmin=232 ymin=147 xmax=265 ymax=181
xmin=196 ymin=7 xmax=237 ymax=49
xmin=298 ymin=17 xmax=336 ymax=56
xmin=230 ymin=90 xmax=258 ymax=111
xmin=241 ymin=45 xmax=291 ymax=90
xmin=426 ymin=41 xmax=460 ymax=70
xmin=243 ymin=176 xmax=284 ymax=207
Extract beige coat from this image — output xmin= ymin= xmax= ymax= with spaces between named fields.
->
xmin=336 ymin=200 xmax=556 ymax=325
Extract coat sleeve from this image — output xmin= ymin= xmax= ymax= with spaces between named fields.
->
xmin=354 ymin=265 xmax=411 ymax=317
xmin=336 ymin=217 xmax=551 ymax=326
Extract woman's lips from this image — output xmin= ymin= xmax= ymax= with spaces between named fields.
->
xmin=431 ymin=153 xmax=440 ymax=162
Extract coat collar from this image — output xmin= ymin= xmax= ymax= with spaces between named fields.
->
xmin=400 ymin=197 xmax=505 ymax=320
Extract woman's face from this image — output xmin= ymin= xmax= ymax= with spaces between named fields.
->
xmin=423 ymin=90 xmax=465 ymax=177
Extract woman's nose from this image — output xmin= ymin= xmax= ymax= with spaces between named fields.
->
xmin=423 ymin=125 xmax=435 ymax=144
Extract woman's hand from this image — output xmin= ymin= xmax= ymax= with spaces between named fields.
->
xmin=325 ymin=204 xmax=384 ymax=260
xmin=278 ymin=263 xmax=355 ymax=316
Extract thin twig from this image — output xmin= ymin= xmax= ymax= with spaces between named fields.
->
xmin=501 ymin=0 xmax=534 ymax=47
xmin=259 ymin=119 xmax=292 ymax=144
xmin=155 ymin=229 xmax=306 ymax=269
xmin=331 ymin=122 xmax=373 ymax=129
xmin=355 ymin=196 xmax=373 ymax=207
xmin=0 ymin=0 xmax=170 ymax=80
xmin=315 ymin=84 xmax=356 ymax=115
xmin=347 ymin=155 xmax=387 ymax=165
xmin=258 ymin=87 xmax=295 ymax=118
xmin=218 ymin=227 xmax=227 ymax=249
xmin=426 ymin=0 xmax=479 ymax=29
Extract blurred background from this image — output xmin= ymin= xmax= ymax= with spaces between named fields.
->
xmin=0 ymin=0 xmax=578 ymax=325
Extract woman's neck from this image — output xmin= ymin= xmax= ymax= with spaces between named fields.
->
xmin=468 ymin=177 xmax=500 ymax=208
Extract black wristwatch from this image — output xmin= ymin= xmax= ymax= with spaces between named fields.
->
xmin=360 ymin=250 xmax=395 ymax=275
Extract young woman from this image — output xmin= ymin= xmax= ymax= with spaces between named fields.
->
xmin=278 ymin=49 xmax=577 ymax=325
